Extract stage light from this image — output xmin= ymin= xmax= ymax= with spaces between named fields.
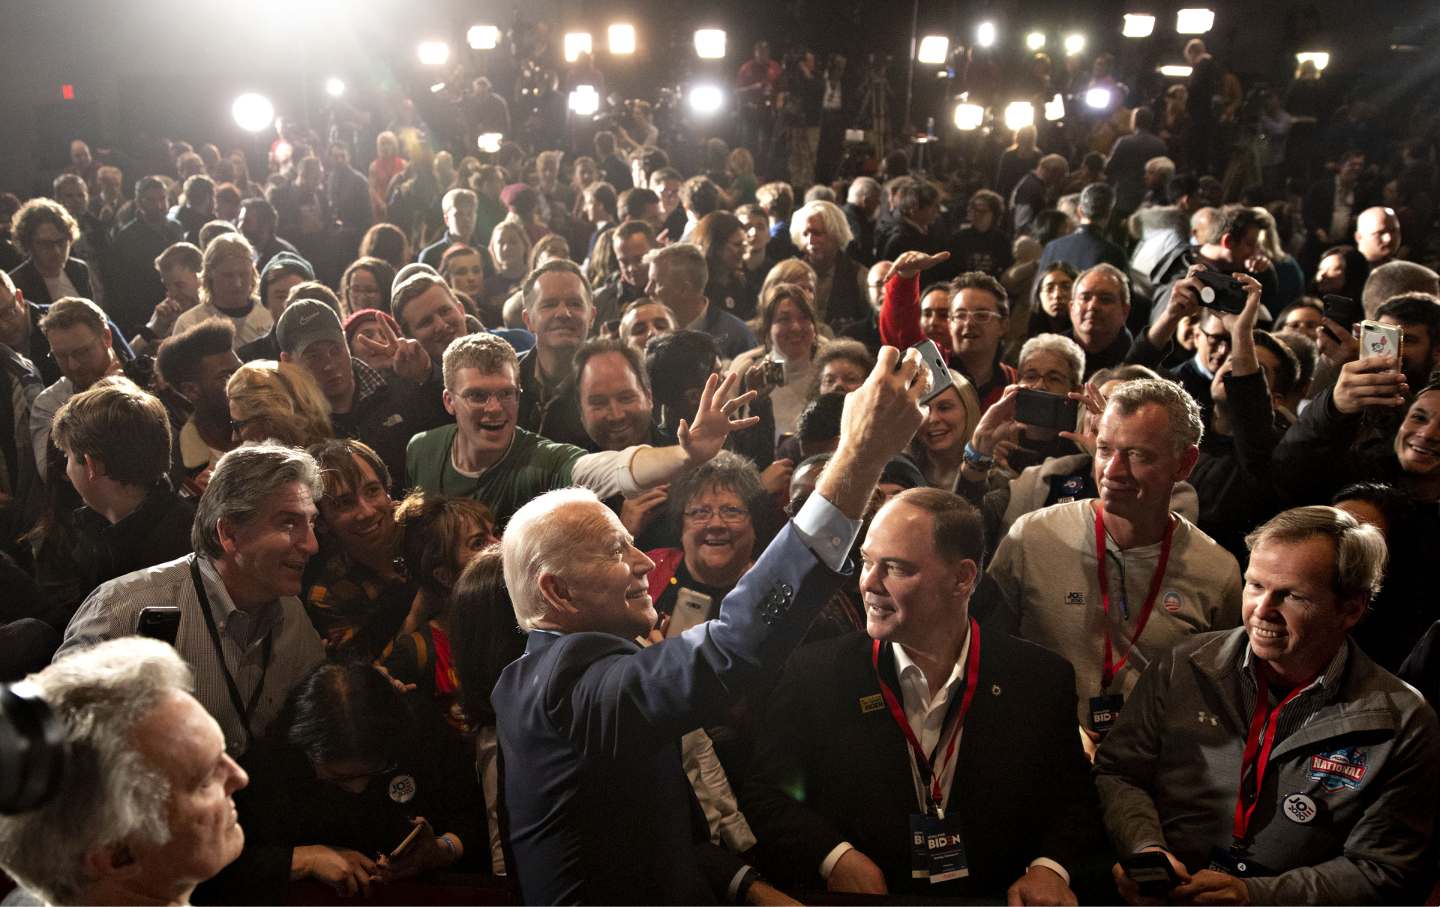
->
xmin=429 ymin=82 xmax=447 ymax=94
xmin=467 ymin=25 xmax=500 ymax=50
xmin=1003 ymin=101 xmax=1035 ymax=131
xmin=1064 ymin=33 xmax=1086 ymax=56
xmin=694 ymin=29 xmax=726 ymax=59
xmin=1122 ymin=14 xmax=1156 ymax=38
xmin=953 ymin=103 xmax=984 ymax=130
xmin=1085 ymin=87 xmax=1112 ymax=109
xmin=477 ymin=133 xmax=503 ymax=154
xmin=568 ymin=85 xmax=600 ymax=115
xmin=324 ymin=77 xmax=345 ymax=98
xmin=1159 ymin=64 xmax=1193 ymax=77
xmin=417 ymin=41 xmax=450 ymax=66
xmin=232 ymin=93 xmax=275 ymax=133
xmin=1026 ymin=32 xmax=1046 ymax=51
xmin=564 ymin=32 xmax=592 ymax=63
xmin=916 ymin=35 xmax=950 ymax=65
xmin=1296 ymin=51 xmax=1330 ymax=71
xmin=1045 ymin=93 xmax=1066 ymax=121
xmin=689 ymin=83 xmax=725 ymax=115
xmin=1176 ymin=8 xmax=1214 ymax=34
xmin=609 ymin=23 xmax=636 ymax=55
xmin=977 ymin=22 xmax=997 ymax=48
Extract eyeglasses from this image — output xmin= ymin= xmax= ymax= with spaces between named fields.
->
xmin=230 ymin=415 xmax=261 ymax=436
xmin=952 ymin=310 xmax=1002 ymax=325
xmin=1198 ymin=328 xmax=1231 ymax=347
xmin=683 ymin=505 xmax=750 ymax=524
xmin=31 ymin=237 xmax=72 ymax=252
xmin=458 ymin=387 xmax=518 ymax=406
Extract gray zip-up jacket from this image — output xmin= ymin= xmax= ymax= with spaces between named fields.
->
xmin=1094 ymin=628 xmax=1440 ymax=904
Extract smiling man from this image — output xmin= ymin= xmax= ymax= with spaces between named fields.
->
xmin=57 ymin=443 xmax=325 ymax=755
xmin=1096 ymin=506 xmax=1440 ymax=906
xmin=989 ymin=379 xmax=1241 ymax=748
xmin=516 ymin=260 xmax=595 ymax=447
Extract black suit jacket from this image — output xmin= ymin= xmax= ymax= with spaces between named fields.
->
xmin=9 ymin=257 xmax=92 ymax=309
xmin=742 ymin=628 xmax=1110 ymax=900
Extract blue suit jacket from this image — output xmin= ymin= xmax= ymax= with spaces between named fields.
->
xmin=492 ymin=522 xmax=845 ymax=904
xmin=1037 ymin=224 xmax=1129 ymax=274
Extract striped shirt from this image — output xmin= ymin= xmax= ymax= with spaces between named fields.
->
xmin=57 ymin=554 xmax=324 ymax=755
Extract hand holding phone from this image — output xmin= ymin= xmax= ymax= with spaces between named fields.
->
xmin=911 ymin=339 xmax=954 ymax=404
xmin=1358 ymin=320 xmax=1403 ymax=364
xmin=1120 ymin=850 xmax=1185 ymax=899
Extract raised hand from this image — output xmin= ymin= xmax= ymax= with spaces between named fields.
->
xmin=891 ymin=249 xmax=952 ymax=279
xmin=677 ymin=372 xmax=760 ymax=467
xmin=354 ymin=317 xmax=433 ymax=383
xmin=1333 ymin=356 xmax=1407 ymax=414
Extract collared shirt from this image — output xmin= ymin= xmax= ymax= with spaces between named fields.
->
xmin=352 ymin=358 xmax=388 ymax=402
xmin=1240 ymin=639 xmax=1350 ymax=742
xmin=57 ymin=554 xmax=324 ymax=755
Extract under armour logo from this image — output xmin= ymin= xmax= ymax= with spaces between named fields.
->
xmin=1196 ymin=710 xmax=1218 ymax=726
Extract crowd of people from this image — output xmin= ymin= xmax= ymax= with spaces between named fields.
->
xmin=1 ymin=22 xmax=1440 ymax=907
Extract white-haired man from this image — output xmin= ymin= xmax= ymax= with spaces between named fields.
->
xmin=843 ymin=176 xmax=881 ymax=266
xmin=491 ymin=346 xmax=930 ymax=904
xmin=0 ymin=638 xmax=249 ymax=906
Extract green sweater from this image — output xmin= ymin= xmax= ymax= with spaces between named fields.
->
xmin=405 ymin=425 xmax=585 ymax=528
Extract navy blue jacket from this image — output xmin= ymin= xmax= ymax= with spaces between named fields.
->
xmin=1037 ymin=224 xmax=1129 ymax=273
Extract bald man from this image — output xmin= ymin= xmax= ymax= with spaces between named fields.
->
xmin=1355 ymin=206 xmax=1402 ymax=267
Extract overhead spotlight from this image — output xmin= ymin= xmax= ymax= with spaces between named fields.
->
xmin=689 ymin=83 xmax=725 ymax=115
xmin=1026 ymin=32 xmax=1047 ymax=51
xmin=1158 ymin=64 xmax=1193 ymax=77
xmin=1044 ymin=93 xmax=1066 ymax=121
xmin=467 ymin=24 xmax=500 ymax=50
xmin=1176 ymin=8 xmax=1214 ymax=34
xmin=429 ymin=82 xmax=447 ymax=94
xmin=953 ymin=102 xmax=984 ymax=130
xmin=916 ymin=35 xmax=950 ymax=65
xmin=417 ymin=40 xmax=450 ymax=66
xmin=1064 ymin=33 xmax=1086 ymax=56
xmin=477 ymin=133 xmax=503 ymax=154
xmin=1295 ymin=51 xmax=1330 ymax=71
xmin=976 ymin=22 xmax=997 ymax=48
xmin=694 ymin=29 xmax=727 ymax=59
xmin=563 ymin=32 xmax=592 ymax=63
xmin=1122 ymin=14 xmax=1156 ymax=38
xmin=1003 ymin=101 xmax=1035 ymax=131
xmin=568 ymin=85 xmax=600 ymax=115
xmin=231 ymin=93 xmax=275 ymax=133
xmin=1085 ymin=87 xmax=1112 ymax=109
xmin=324 ymin=77 xmax=345 ymax=98
xmin=608 ymin=23 xmax=636 ymax=55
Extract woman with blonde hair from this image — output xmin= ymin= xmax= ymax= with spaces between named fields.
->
xmin=907 ymin=370 xmax=983 ymax=490
xmin=485 ymin=220 xmax=531 ymax=324
xmin=227 ymin=359 xmax=333 ymax=448
xmin=171 ymin=232 xmax=271 ymax=345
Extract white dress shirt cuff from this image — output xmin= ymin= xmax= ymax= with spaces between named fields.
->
xmin=792 ymin=491 xmax=861 ymax=573
xmin=820 ymin=842 xmax=854 ymax=879
xmin=1028 ymin=857 xmax=1070 ymax=885
xmin=572 ymin=445 xmax=646 ymax=499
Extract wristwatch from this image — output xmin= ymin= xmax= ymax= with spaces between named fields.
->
xmin=963 ymin=442 xmax=995 ymax=471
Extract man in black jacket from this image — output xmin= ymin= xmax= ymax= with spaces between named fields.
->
xmin=105 ymin=176 xmax=183 ymax=335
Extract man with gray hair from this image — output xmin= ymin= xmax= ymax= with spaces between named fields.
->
xmin=989 ymin=378 xmax=1241 ymax=756
xmin=57 ymin=442 xmax=325 ymax=755
xmin=418 ymin=187 xmax=480 ymax=268
xmin=0 ymin=638 xmax=249 ymax=906
xmin=1011 ymin=154 xmax=1069 ymax=237
xmin=843 ymin=176 xmax=881 ymax=265
xmin=1096 ymin=505 xmax=1440 ymax=905
xmin=491 ymin=345 xmax=931 ymax=903
xmin=515 ymin=259 xmax=594 ymax=447
xmin=645 ymin=243 xmax=756 ymax=359
xmin=1038 ymin=183 xmax=1128 ymax=274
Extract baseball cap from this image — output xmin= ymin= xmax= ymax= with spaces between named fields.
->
xmin=277 ymin=298 xmax=345 ymax=357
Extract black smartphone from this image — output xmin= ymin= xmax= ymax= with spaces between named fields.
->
xmin=911 ymin=339 xmax=954 ymax=404
xmin=1121 ymin=850 xmax=1181 ymax=897
xmin=136 ymin=606 xmax=181 ymax=645
xmin=758 ymin=358 xmax=786 ymax=388
xmin=1322 ymin=294 xmax=1363 ymax=332
xmin=1192 ymin=270 xmax=1247 ymax=315
xmin=1014 ymin=388 xmax=1080 ymax=431
xmin=1006 ymin=446 xmax=1045 ymax=471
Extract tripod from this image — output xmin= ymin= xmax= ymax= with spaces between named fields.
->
xmin=857 ymin=68 xmax=890 ymax=159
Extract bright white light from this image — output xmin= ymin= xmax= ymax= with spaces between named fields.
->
xmin=953 ymin=103 xmax=984 ymax=130
xmin=977 ymin=22 xmax=997 ymax=48
xmin=429 ymin=82 xmax=447 ymax=94
xmin=694 ymin=29 xmax=726 ymax=59
xmin=477 ymin=133 xmax=503 ymax=154
xmin=1159 ymin=64 xmax=1193 ymax=77
xmin=1064 ymin=33 xmax=1086 ymax=56
xmin=917 ymin=35 xmax=950 ymax=65
xmin=1296 ymin=51 xmax=1330 ymax=72
xmin=1026 ymin=32 xmax=1047 ymax=51
xmin=609 ymin=23 xmax=636 ymax=55
xmin=568 ymin=85 xmax=600 ymax=116
xmin=689 ymin=84 xmax=725 ymax=115
xmin=1122 ymin=14 xmax=1156 ymax=38
xmin=467 ymin=25 xmax=500 ymax=50
xmin=324 ymin=77 xmax=345 ymax=98
xmin=1003 ymin=101 xmax=1035 ymax=131
xmin=1085 ymin=87 xmax=1113 ymax=109
xmin=417 ymin=41 xmax=450 ymax=66
xmin=563 ymin=32 xmax=593 ymax=63
xmin=1045 ymin=93 xmax=1066 ymax=121
xmin=1176 ymin=8 xmax=1214 ymax=34
xmin=232 ymin=93 xmax=275 ymax=133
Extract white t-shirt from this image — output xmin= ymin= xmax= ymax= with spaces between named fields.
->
xmin=172 ymin=301 xmax=274 ymax=349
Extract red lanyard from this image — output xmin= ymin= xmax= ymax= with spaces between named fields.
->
xmin=871 ymin=619 xmax=981 ymax=817
xmin=1233 ymin=666 xmax=1314 ymax=844
xmin=1095 ymin=505 xmax=1175 ymax=689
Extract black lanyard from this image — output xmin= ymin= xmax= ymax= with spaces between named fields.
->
xmin=190 ymin=557 xmax=272 ymax=746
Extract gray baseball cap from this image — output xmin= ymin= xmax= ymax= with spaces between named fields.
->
xmin=276 ymin=299 xmax=345 ymax=356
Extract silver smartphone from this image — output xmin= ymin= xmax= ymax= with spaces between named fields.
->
xmin=911 ymin=339 xmax=955 ymax=404
xmin=665 ymin=588 xmax=714 ymax=638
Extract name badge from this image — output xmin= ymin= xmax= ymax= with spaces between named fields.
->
xmin=910 ymin=813 xmax=970 ymax=883
xmin=1089 ymin=693 xmax=1125 ymax=735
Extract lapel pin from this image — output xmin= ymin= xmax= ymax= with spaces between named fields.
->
xmin=991 ymin=683 xmax=1002 ymax=696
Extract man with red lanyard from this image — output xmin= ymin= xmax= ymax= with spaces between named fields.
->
xmin=880 ymin=250 xmax=1017 ymax=412
xmin=742 ymin=487 xmax=1107 ymax=903
xmin=1096 ymin=506 xmax=1440 ymax=904
xmin=988 ymin=377 xmax=1242 ymax=757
